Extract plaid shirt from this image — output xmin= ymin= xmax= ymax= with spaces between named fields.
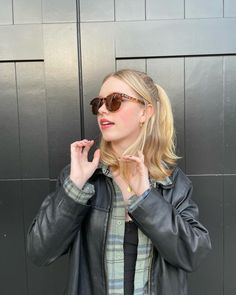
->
xmin=64 ymin=165 xmax=172 ymax=295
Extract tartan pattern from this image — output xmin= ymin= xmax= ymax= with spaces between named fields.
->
xmin=63 ymin=177 xmax=95 ymax=205
xmin=106 ymin=181 xmax=152 ymax=295
xmin=63 ymin=165 xmax=172 ymax=295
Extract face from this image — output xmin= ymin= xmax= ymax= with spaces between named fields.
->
xmin=96 ymin=76 xmax=145 ymax=153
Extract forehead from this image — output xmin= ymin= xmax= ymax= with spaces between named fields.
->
xmin=99 ymin=76 xmax=137 ymax=97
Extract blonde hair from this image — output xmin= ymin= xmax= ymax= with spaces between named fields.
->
xmin=99 ymin=69 xmax=178 ymax=180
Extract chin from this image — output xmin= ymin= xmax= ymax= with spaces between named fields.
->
xmin=100 ymin=132 xmax=120 ymax=142
xmin=102 ymin=135 xmax=117 ymax=142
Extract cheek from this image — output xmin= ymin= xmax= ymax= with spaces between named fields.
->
xmin=118 ymin=108 xmax=140 ymax=127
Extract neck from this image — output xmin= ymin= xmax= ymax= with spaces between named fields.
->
xmin=111 ymin=142 xmax=128 ymax=157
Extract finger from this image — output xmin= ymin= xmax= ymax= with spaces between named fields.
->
xmin=137 ymin=150 xmax=145 ymax=161
xmin=71 ymin=139 xmax=91 ymax=156
xmin=91 ymin=149 xmax=100 ymax=167
xmin=81 ymin=140 xmax=94 ymax=157
xmin=70 ymin=145 xmax=84 ymax=162
xmin=71 ymin=139 xmax=90 ymax=149
xmin=121 ymin=155 xmax=142 ymax=163
xmin=71 ymin=143 xmax=82 ymax=157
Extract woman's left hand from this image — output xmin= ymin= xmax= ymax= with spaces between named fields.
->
xmin=121 ymin=151 xmax=150 ymax=196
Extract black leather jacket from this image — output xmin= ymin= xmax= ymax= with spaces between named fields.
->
xmin=27 ymin=165 xmax=211 ymax=295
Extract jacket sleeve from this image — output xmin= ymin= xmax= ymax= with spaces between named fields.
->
xmin=128 ymin=169 xmax=211 ymax=272
xmin=27 ymin=167 xmax=92 ymax=266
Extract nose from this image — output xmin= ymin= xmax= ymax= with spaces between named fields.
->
xmin=98 ymin=99 xmax=108 ymax=114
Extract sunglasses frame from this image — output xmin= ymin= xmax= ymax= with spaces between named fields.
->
xmin=90 ymin=92 xmax=145 ymax=115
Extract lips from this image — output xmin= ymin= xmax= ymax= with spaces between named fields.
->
xmin=99 ymin=118 xmax=115 ymax=129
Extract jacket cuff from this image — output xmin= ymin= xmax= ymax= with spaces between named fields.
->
xmin=128 ymin=188 xmax=151 ymax=212
xmin=63 ymin=176 xmax=95 ymax=205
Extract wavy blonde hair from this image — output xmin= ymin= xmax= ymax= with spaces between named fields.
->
xmin=99 ymin=69 xmax=178 ymax=180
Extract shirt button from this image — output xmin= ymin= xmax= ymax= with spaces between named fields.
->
xmin=117 ymin=221 xmax=122 ymax=225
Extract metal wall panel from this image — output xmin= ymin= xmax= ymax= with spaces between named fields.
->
xmin=147 ymin=58 xmax=185 ymax=170
xmin=43 ymin=23 xmax=81 ymax=178
xmin=224 ymin=176 xmax=236 ymax=295
xmin=188 ymin=176 xmax=223 ymax=295
xmin=224 ymin=56 xmax=236 ymax=174
xmin=0 ymin=25 xmax=43 ymax=61
xmin=185 ymin=57 xmax=224 ymax=174
xmin=0 ymin=1 xmax=81 ymax=294
xmin=0 ymin=0 xmax=235 ymax=294
xmin=116 ymin=59 xmax=146 ymax=72
xmin=0 ymin=63 xmax=20 ymax=179
xmin=146 ymin=0 xmax=184 ymax=20
xmin=81 ymin=22 xmax=115 ymax=140
xmin=115 ymin=0 xmax=145 ymax=21
xmin=27 ymin=256 xmax=68 ymax=295
xmin=80 ymin=0 xmax=114 ymax=22
xmin=16 ymin=62 xmax=49 ymax=178
xmin=0 ymin=0 xmax=13 ymax=24
xmin=0 ymin=181 xmax=28 ymax=295
xmin=185 ymin=0 xmax=223 ymax=18
xmin=115 ymin=19 xmax=236 ymax=58
xmin=14 ymin=0 xmax=42 ymax=24
xmin=42 ymin=0 xmax=76 ymax=23
xmin=224 ymin=0 xmax=236 ymax=17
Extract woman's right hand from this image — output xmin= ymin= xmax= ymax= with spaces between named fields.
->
xmin=69 ymin=140 xmax=100 ymax=189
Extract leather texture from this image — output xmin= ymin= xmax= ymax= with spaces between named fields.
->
xmin=27 ymin=165 xmax=211 ymax=295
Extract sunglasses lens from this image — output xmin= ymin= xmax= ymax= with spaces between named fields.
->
xmin=90 ymin=98 xmax=102 ymax=115
xmin=90 ymin=93 xmax=123 ymax=115
xmin=107 ymin=94 xmax=122 ymax=112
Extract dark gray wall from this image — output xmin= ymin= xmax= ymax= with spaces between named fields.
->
xmin=0 ymin=0 xmax=236 ymax=294
xmin=0 ymin=1 xmax=80 ymax=294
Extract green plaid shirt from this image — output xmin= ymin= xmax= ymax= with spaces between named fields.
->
xmin=64 ymin=165 xmax=172 ymax=295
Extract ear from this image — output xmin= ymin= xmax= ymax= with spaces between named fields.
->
xmin=140 ymin=104 xmax=154 ymax=123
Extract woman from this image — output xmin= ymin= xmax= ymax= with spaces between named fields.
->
xmin=27 ymin=69 xmax=211 ymax=295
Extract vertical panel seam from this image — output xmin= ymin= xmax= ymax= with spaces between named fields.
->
xmin=12 ymin=0 xmax=14 ymax=24
xmin=223 ymin=0 xmax=225 ymax=18
xmin=222 ymin=173 xmax=225 ymax=295
xmin=144 ymin=0 xmax=147 ymax=20
xmin=14 ymin=63 xmax=22 ymax=179
xmin=41 ymin=60 xmax=51 ymax=179
xmin=184 ymin=0 xmax=186 ymax=19
xmin=15 ymin=62 xmax=30 ymax=294
xmin=222 ymin=55 xmax=225 ymax=295
xmin=21 ymin=180 xmax=30 ymax=295
xmin=76 ymin=0 xmax=84 ymax=139
xmin=183 ymin=57 xmax=186 ymax=172
xmin=222 ymin=56 xmax=225 ymax=175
